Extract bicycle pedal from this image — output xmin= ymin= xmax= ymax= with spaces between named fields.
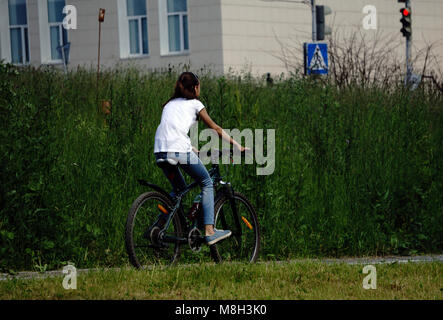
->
xmin=188 ymin=227 xmax=204 ymax=252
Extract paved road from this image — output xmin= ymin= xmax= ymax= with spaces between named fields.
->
xmin=289 ymin=254 xmax=443 ymax=265
xmin=1 ymin=254 xmax=442 ymax=281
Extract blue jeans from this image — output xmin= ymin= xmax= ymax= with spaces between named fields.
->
xmin=154 ymin=151 xmax=214 ymax=226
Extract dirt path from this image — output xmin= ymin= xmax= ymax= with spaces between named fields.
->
xmin=1 ymin=254 xmax=442 ymax=281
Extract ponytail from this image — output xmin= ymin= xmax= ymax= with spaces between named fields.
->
xmin=163 ymin=72 xmax=200 ymax=107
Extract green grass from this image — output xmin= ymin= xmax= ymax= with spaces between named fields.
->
xmin=1 ymin=261 xmax=442 ymax=300
xmin=0 ymin=62 xmax=442 ymax=271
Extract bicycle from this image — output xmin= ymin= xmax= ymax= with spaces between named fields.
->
xmin=125 ymin=148 xmax=260 ymax=268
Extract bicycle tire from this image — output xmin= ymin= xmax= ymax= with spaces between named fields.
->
xmin=211 ymin=191 xmax=260 ymax=263
xmin=125 ymin=191 xmax=183 ymax=268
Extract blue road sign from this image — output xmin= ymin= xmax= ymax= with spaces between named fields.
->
xmin=304 ymin=43 xmax=328 ymax=75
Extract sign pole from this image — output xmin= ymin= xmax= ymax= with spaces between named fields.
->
xmin=311 ymin=0 xmax=316 ymax=41
xmin=405 ymin=0 xmax=412 ymax=86
xmin=61 ymin=46 xmax=67 ymax=74
xmin=96 ymin=9 xmax=105 ymax=108
xmin=97 ymin=10 xmax=103 ymax=92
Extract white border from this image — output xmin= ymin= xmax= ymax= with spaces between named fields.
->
xmin=0 ymin=0 xmax=12 ymax=62
xmin=38 ymin=0 xmax=66 ymax=64
xmin=117 ymin=0 xmax=150 ymax=59
xmin=0 ymin=0 xmax=31 ymax=64
xmin=158 ymin=0 xmax=190 ymax=56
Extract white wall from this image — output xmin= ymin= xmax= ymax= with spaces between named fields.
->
xmin=0 ymin=0 xmax=11 ymax=62
xmin=1 ymin=0 xmax=224 ymax=73
xmin=2 ymin=0 xmax=442 ymax=77
xmin=64 ymin=0 xmax=224 ymax=73
xmin=220 ymin=0 xmax=443 ymax=76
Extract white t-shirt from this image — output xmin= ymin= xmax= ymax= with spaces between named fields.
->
xmin=154 ymin=98 xmax=205 ymax=153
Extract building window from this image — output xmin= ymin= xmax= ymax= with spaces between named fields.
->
xmin=47 ymin=0 xmax=68 ymax=61
xmin=8 ymin=0 xmax=29 ymax=65
xmin=117 ymin=0 xmax=149 ymax=59
xmin=167 ymin=0 xmax=188 ymax=53
xmin=158 ymin=0 xmax=189 ymax=55
xmin=37 ymin=0 xmax=68 ymax=64
xmin=127 ymin=0 xmax=149 ymax=55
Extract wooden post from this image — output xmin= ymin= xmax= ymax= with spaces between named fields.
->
xmin=96 ymin=8 xmax=106 ymax=107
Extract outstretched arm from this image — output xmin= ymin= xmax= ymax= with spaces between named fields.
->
xmin=198 ymin=108 xmax=246 ymax=151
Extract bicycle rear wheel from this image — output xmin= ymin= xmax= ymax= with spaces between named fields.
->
xmin=211 ymin=191 xmax=260 ymax=263
xmin=125 ymin=191 xmax=183 ymax=268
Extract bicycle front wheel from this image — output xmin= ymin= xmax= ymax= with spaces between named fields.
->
xmin=125 ymin=191 xmax=183 ymax=268
xmin=212 ymin=191 xmax=260 ymax=263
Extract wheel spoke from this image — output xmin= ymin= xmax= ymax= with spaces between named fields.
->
xmin=213 ymin=192 xmax=260 ymax=263
xmin=134 ymin=244 xmax=150 ymax=248
xmin=220 ymin=206 xmax=228 ymax=230
xmin=125 ymin=192 xmax=182 ymax=268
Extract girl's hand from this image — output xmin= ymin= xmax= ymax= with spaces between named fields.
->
xmin=240 ymin=146 xmax=251 ymax=153
xmin=192 ymin=146 xmax=200 ymax=154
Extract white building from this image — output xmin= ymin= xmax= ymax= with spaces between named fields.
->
xmin=1 ymin=0 xmax=442 ymax=76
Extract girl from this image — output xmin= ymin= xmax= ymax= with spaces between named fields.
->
xmin=153 ymin=72 xmax=247 ymax=245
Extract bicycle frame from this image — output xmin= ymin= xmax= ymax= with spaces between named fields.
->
xmin=137 ymin=160 xmax=242 ymax=245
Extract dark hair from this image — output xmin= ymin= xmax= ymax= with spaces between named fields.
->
xmin=163 ymin=72 xmax=200 ymax=107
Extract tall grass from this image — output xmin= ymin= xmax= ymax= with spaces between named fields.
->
xmin=0 ymin=62 xmax=442 ymax=271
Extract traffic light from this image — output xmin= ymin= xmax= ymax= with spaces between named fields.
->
xmin=400 ymin=7 xmax=412 ymax=38
xmin=316 ymin=5 xmax=332 ymax=41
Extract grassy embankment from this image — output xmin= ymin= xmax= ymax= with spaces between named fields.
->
xmin=1 ymin=63 xmax=442 ymax=271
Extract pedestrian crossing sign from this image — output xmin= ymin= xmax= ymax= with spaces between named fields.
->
xmin=304 ymin=43 xmax=328 ymax=75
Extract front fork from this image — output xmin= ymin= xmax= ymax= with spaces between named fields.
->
xmin=219 ymin=181 xmax=243 ymax=242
